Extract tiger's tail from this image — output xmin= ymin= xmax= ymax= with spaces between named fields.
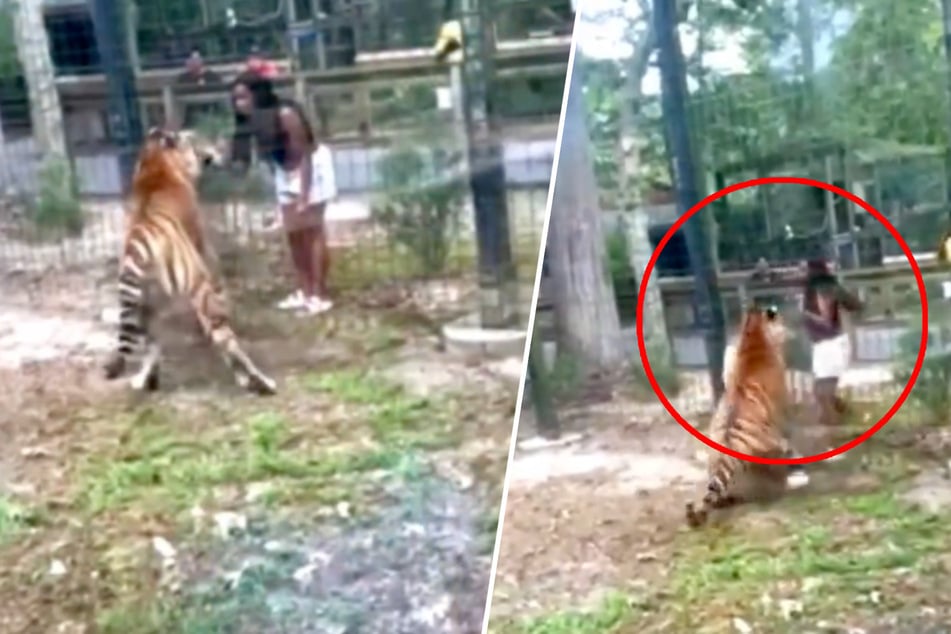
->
xmin=686 ymin=429 xmax=805 ymax=528
xmin=686 ymin=453 xmax=744 ymax=528
xmin=103 ymin=222 xmax=276 ymax=396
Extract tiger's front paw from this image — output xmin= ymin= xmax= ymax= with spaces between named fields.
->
xmin=103 ymin=354 xmax=126 ymax=380
xmin=685 ymin=502 xmax=707 ymax=529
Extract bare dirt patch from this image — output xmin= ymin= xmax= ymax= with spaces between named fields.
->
xmin=0 ymin=285 xmax=519 ymax=634
xmin=488 ymin=391 xmax=951 ymax=634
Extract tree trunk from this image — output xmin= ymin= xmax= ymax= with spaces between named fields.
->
xmin=12 ymin=0 xmax=67 ymax=159
xmin=618 ymin=17 xmax=673 ymax=371
xmin=547 ymin=54 xmax=626 ymax=371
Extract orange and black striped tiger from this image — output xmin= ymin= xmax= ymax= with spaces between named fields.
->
xmin=102 ymin=127 xmax=276 ymax=395
xmin=686 ymin=305 xmax=806 ymax=528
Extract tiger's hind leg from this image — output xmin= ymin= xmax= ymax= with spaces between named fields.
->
xmin=686 ymin=467 xmax=744 ymax=529
xmin=105 ymin=267 xmax=160 ymax=390
xmin=190 ymin=283 xmax=277 ymax=396
xmin=129 ymin=339 xmax=161 ymax=392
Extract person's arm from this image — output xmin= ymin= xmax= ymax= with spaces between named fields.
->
xmin=314 ymin=144 xmax=337 ymax=204
xmin=799 ymin=309 xmax=840 ymax=339
xmin=836 ymin=285 xmax=863 ymax=313
xmin=278 ymin=106 xmax=314 ymax=211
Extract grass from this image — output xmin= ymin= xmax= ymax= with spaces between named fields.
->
xmin=492 ymin=454 xmax=951 ymax=634
xmin=0 ymin=496 xmax=37 ymax=543
xmin=83 ymin=365 xmax=474 ymax=633
xmin=76 ymin=368 xmax=458 ymax=518
xmin=0 ymin=363 xmax=488 ymax=633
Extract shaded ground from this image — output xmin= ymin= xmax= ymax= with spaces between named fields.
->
xmin=0 ymin=282 xmax=520 ymax=633
xmin=488 ymin=386 xmax=951 ymax=634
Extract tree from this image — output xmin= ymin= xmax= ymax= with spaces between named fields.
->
xmin=547 ymin=54 xmax=626 ymax=371
xmin=12 ymin=0 xmax=67 ymax=159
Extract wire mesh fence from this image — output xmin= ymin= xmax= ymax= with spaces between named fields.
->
xmin=533 ymin=30 xmax=942 ymax=428
xmin=0 ymin=0 xmax=568 ymax=323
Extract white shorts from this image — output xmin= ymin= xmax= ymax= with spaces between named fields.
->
xmin=811 ymin=333 xmax=850 ymax=380
xmin=274 ymin=144 xmax=337 ymax=206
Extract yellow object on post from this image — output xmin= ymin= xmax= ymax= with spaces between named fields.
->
xmin=434 ymin=19 xmax=463 ymax=63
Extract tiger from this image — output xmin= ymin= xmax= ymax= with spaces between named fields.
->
xmin=686 ymin=304 xmax=808 ymax=528
xmin=102 ymin=126 xmax=277 ymax=396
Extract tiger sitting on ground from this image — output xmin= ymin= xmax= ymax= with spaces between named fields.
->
xmin=686 ymin=304 xmax=808 ymax=528
xmin=102 ymin=126 xmax=277 ymax=396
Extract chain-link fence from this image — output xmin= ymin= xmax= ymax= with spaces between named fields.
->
xmin=0 ymin=0 xmax=569 ymax=323
xmin=533 ymin=29 xmax=940 ymax=424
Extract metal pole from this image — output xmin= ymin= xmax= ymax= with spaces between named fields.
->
xmin=941 ymin=0 xmax=951 ymax=217
xmin=527 ymin=324 xmax=560 ymax=438
xmin=458 ymin=0 xmax=519 ymax=328
xmin=89 ymin=0 xmax=143 ymax=196
xmin=653 ymin=0 xmax=727 ymax=401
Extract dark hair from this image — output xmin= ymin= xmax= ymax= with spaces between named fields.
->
xmin=802 ymin=257 xmax=840 ymax=324
xmin=229 ymin=71 xmax=314 ymax=169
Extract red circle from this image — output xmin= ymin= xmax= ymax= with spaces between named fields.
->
xmin=636 ymin=176 xmax=928 ymax=465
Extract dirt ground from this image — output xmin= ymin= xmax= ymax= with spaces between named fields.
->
xmin=0 ymin=271 xmax=521 ymax=634
xmin=488 ymin=384 xmax=951 ymax=634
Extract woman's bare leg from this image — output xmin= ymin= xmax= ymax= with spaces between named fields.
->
xmin=286 ymin=230 xmax=311 ymax=296
xmin=312 ymin=225 xmax=330 ymax=298
xmin=814 ymin=377 xmax=840 ymax=426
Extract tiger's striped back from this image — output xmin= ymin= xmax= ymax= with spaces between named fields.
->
xmin=104 ymin=127 xmax=275 ymax=395
xmin=686 ymin=305 xmax=796 ymax=528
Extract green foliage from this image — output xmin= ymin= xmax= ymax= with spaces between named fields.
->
xmin=190 ymin=111 xmax=233 ymax=140
xmin=604 ymin=224 xmax=638 ymax=324
xmin=372 ymin=142 xmax=465 ymax=276
xmin=197 ymin=164 xmax=272 ymax=204
xmin=893 ymin=289 xmax=950 ymax=421
xmin=0 ymin=5 xmax=19 ymax=80
xmin=827 ymin=0 xmax=946 ymax=147
xmin=373 ymin=84 xmax=438 ymax=128
xmin=30 ymin=158 xmax=84 ymax=236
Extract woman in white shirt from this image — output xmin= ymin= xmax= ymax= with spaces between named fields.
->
xmin=230 ymin=70 xmax=337 ymax=315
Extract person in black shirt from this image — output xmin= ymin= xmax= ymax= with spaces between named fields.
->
xmin=229 ymin=71 xmax=338 ymax=316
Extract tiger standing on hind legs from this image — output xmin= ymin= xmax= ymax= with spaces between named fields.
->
xmin=102 ymin=126 xmax=277 ymax=396
xmin=686 ymin=305 xmax=809 ymax=529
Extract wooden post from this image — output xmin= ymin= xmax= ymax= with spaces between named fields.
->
xmin=294 ymin=76 xmax=314 ymax=123
xmin=824 ymin=154 xmax=839 ymax=264
xmin=842 ymin=148 xmax=860 ymax=268
xmin=161 ymin=84 xmax=176 ymax=128
xmin=527 ymin=326 xmax=560 ymax=439
xmin=125 ymin=1 xmax=141 ymax=75
xmin=355 ymin=86 xmax=373 ymax=135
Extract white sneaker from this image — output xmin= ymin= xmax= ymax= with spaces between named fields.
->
xmin=303 ymin=296 xmax=333 ymax=315
xmin=276 ymin=290 xmax=306 ymax=310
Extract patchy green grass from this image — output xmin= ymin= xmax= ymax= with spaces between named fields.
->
xmin=0 ymin=299 xmax=515 ymax=633
xmin=77 ymin=367 xmax=459 ymax=519
xmin=504 ymin=592 xmax=638 ymax=634
xmin=0 ymin=496 xmax=37 ymax=543
xmin=492 ymin=458 xmax=951 ymax=634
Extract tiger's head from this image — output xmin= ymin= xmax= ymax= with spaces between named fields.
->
xmin=732 ymin=304 xmax=788 ymax=383
xmin=137 ymin=127 xmax=224 ymax=183
xmin=937 ymin=229 xmax=951 ymax=265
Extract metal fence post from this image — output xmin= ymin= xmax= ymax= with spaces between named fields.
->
xmin=458 ymin=0 xmax=519 ymax=328
xmin=653 ymin=0 xmax=727 ymax=401
xmin=89 ymin=0 xmax=144 ymax=196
